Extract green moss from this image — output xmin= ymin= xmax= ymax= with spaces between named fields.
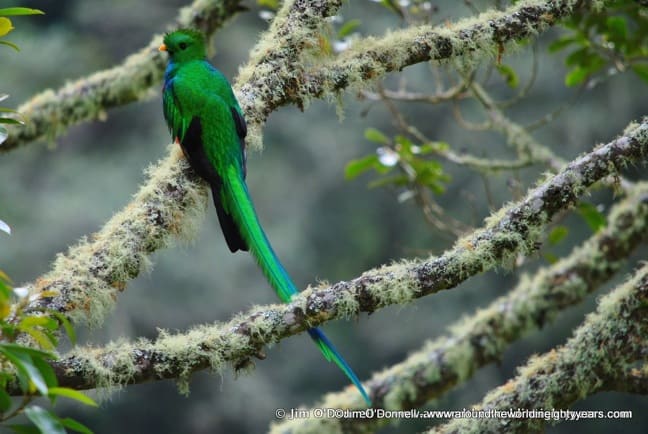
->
xmin=23 ymin=145 xmax=208 ymax=330
xmin=66 ymin=339 xmax=139 ymax=398
xmin=333 ymin=287 xmax=361 ymax=318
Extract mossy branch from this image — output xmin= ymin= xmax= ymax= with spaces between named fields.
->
xmin=235 ymin=0 xmax=345 ymax=148
xmin=4 ymin=0 xmax=599 ymax=327
xmin=9 ymin=123 xmax=647 ymax=395
xmin=0 ymin=0 xmax=246 ymax=152
xmin=270 ymin=181 xmax=648 ymax=434
xmin=235 ymin=0 xmax=587 ymax=147
xmin=2 ymin=0 xmax=587 ymax=154
xmin=607 ymin=365 xmax=648 ymax=395
xmin=428 ymin=261 xmax=648 ymax=433
xmin=2 ymin=0 xmax=642 ymax=400
xmin=19 ymin=118 xmax=648 ymax=328
xmin=20 ymin=147 xmax=208 ymax=327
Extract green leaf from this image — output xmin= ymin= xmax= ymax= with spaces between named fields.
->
xmin=0 ymin=40 xmax=19 ymax=51
xmin=0 ymin=8 xmax=45 ymax=16
xmin=8 ymin=424 xmax=41 ymax=434
xmin=0 ymin=343 xmax=53 ymax=395
xmin=496 ymin=64 xmax=519 ymax=88
xmin=256 ymin=0 xmax=279 ymax=10
xmin=0 ymin=346 xmax=48 ymax=395
xmin=416 ymin=166 xmax=449 ymax=195
xmin=631 ymin=64 xmax=648 ymax=84
xmin=32 ymin=356 xmax=58 ymax=389
xmin=423 ymin=180 xmax=445 ymax=195
xmin=565 ymin=66 xmax=590 ymax=86
xmin=394 ymin=135 xmax=413 ymax=150
xmin=0 ymin=17 xmax=13 ymax=37
xmin=0 ymin=275 xmax=12 ymax=317
xmin=24 ymin=406 xmax=66 ymax=434
xmin=577 ymin=202 xmax=607 ymax=232
xmin=548 ymin=226 xmax=569 ymax=245
xmin=0 ymin=343 xmax=54 ymax=360
xmin=0 ymin=117 xmax=23 ymax=125
xmin=543 ymin=252 xmax=559 ymax=264
xmin=0 ymin=269 xmax=11 ymax=282
xmin=420 ymin=141 xmax=448 ymax=154
xmin=565 ymin=47 xmax=590 ymax=67
xmin=49 ymin=388 xmax=98 ymax=407
xmin=548 ymin=36 xmax=576 ymax=52
xmin=364 ymin=127 xmax=389 ymax=144
xmin=344 ymin=154 xmax=379 ymax=180
xmin=368 ymin=174 xmax=409 ymax=188
xmin=60 ymin=418 xmax=94 ymax=434
xmin=337 ymin=19 xmax=361 ymax=38
xmin=19 ymin=316 xmax=59 ymax=331
xmin=0 ymin=387 xmax=11 ymax=412
xmin=605 ymin=16 xmax=627 ymax=41
xmin=378 ymin=0 xmax=404 ymax=18
xmin=50 ymin=311 xmax=77 ymax=345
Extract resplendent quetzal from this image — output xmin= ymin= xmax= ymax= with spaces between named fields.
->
xmin=159 ymin=28 xmax=370 ymax=405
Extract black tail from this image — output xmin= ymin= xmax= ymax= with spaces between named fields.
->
xmin=212 ymin=185 xmax=248 ymax=252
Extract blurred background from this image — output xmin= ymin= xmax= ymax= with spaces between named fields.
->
xmin=1 ymin=0 xmax=646 ymax=432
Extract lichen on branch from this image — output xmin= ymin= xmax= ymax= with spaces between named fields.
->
xmin=22 ymin=147 xmax=207 ymax=327
xmin=429 ymin=260 xmax=648 ymax=433
xmin=5 ymin=1 xmax=603 ymax=331
xmin=270 ymin=181 xmax=648 ymax=434
xmin=237 ymin=0 xmax=586 ymax=133
xmin=11 ymin=121 xmax=647 ymax=396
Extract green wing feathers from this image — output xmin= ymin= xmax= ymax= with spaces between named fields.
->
xmin=162 ymin=83 xmax=189 ymax=143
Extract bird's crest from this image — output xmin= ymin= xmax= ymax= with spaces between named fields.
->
xmin=163 ymin=28 xmax=205 ymax=44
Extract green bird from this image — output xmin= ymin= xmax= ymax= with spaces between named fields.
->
xmin=159 ymin=29 xmax=370 ymax=405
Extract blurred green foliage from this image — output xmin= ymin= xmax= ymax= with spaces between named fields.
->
xmin=547 ymin=0 xmax=648 ymax=86
xmin=346 ymin=128 xmax=450 ymax=194
xmin=0 ymin=7 xmax=43 ymax=145
xmin=0 ymin=272 xmax=96 ymax=434
xmin=1 ymin=7 xmax=96 ymax=433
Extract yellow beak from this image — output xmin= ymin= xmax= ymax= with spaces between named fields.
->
xmin=158 ymin=43 xmax=167 ymax=52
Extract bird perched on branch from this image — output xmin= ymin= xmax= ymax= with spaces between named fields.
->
xmin=159 ymin=28 xmax=370 ymax=405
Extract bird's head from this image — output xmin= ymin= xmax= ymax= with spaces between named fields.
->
xmin=159 ymin=28 xmax=206 ymax=63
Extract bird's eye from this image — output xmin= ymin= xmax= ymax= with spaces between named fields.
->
xmin=179 ymin=42 xmax=187 ymax=50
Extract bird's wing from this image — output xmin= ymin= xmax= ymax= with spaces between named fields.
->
xmin=230 ymin=106 xmax=247 ymax=178
xmin=166 ymin=80 xmax=249 ymax=253
xmin=162 ymin=79 xmax=190 ymax=143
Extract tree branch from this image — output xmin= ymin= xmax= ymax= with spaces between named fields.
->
xmin=12 ymin=0 xmax=601 ymax=329
xmin=270 ymin=181 xmax=648 ymax=433
xmin=429 ymin=261 xmax=648 ymax=433
xmin=236 ymin=0 xmax=586 ymax=145
xmin=10 ymin=122 xmax=648 ymax=395
xmin=234 ymin=0 xmax=344 ymax=148
xmin=19 ymin=147 xmax=208 ymax=326
xmin=603 ymin=365 xmax=648 ymax=395
xmin=0 ymin=0 xmax=246 ymax=152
